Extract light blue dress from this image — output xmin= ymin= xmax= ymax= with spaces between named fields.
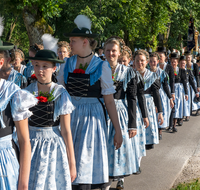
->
xmin=8 ymin=68 xmax=27 ymax=88
xmin=0 ymin=79 xmax=37 ymax=190
xmin=23 ymin=61 xmax=34 ymax=79
xmin=155 ymin=68 xmax=171 ymax=128
xmin=107 ymin=64 xmax=139 ymax=178
xmin=142 ymin=69 xmax=159 ymax=145
xmin=26 ymin=82 xmax=74 ymax=190
xmin=62 ymin=55 xmax=115 ymax=185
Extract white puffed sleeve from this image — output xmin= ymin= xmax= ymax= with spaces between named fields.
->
xmin=57 ymin=61 xmax=66 ymax=86
xmin=54 ymin=91 xmax=75 ymax=121
xmin=101 ymin=61 xmax=116 ymax=95
xmin=11 ymin=89 xmax=38 ymax=121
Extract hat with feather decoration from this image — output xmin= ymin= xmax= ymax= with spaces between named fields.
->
xmin=26 ymin=34 xmax=64 ymax=63
xmin=0 ymin=17 xmax=14 ymax=51
xmin=64 ymin=15 xmax=98 ymax=38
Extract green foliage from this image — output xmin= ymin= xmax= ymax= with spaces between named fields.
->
xmin=171 ymin=179 xmax=200 ymax=190
xmin=1 ymin=0 xmax=200 ymax=54
xmin=38 ymin=88 xmax=55 ymax=102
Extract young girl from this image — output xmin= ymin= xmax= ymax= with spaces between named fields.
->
xmin=58 ymin=15 xmax=123 ymax=190
xmin=118 ymin=46 xmax=132 ymax=66
xmin=149 ymin=53 xmax=174 ymax=139
xmin=26 ymin=49 xmax=76 ymax=190
xmin=0 ymin=28 xmax=37 ymax=189
xmin=12 ymin=49 xmax=26 ymax=74
xmin=185 ymin=51 xmax=200 ymax=115
xmin=170 ymin=53 xmax=188 ymax=132
xmin=104 ymin=38 xmax=149 ymax=189
xmin=24 ymin=44 xmax=44 ymax=79
xmin=134 ymin=50 xmax=163 ymax=149
xmin=179 ymin=55 xmax=199 ymax=123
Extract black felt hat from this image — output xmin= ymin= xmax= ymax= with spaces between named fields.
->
xmin=185 ymin=50 xmax=192 ymax=55
xmin=0 ymin=39 xmax=14 ymax=51
xmin=26 ymin=50 xmax=64 ymax=63
xmin=179 ymin=55 xmax=186 ymax=61
xmin=64 ymin=15 xmax=98 ymax=38
xmin=157 ymin=47 xmax=167 ymax=53
xmin=170 ymin=53 xmax=179 ymax=59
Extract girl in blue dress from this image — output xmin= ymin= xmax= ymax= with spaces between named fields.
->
xmin=58 ymin=15 xmax=123 ymax=190
xmin=26 ymin=49 xmax=76 ymax=190
xmin=0 ymin=34 xmax=37 ymax=189
xmin=170 ymin=53 xmax=188 ymax=132
xmin=149 ymin=53 xmax=174 ymax=139
xmin=104 ymin=38 xmax=149 ymax=189
xmin=134 ymin=50 xmax=164 ymax=149
xmin=185 ymin=51 xmax=200 ymax=115
xmin=178 ymin=55 xmax=199 ymax=123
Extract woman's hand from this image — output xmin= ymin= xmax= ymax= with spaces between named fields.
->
xmin=70 ymin=164 xmax=77 ymax=182
xmin=143 ymin=118 xmax=149 ymax=128
xmin=171 ymin=94 xmax=175 ymax=101
xmin=114 ymin=131 xmax=123 ymax=150
xmin=170 ymin=99 xmax=174 ymax=108
xmin=158 ymin=113 xmax=164 ymax=125
xmin=185 ymin=95 xmax=188 ymax=101
xmin=129 ymin=129 xmax=137 ymax=138
xmin=196 ymin=93 xmax=199 ymax=98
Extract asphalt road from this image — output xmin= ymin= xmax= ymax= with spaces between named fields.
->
xmin=110 ymin=114 xmax=200 ymax=190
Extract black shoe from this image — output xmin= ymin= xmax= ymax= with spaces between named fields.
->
xmin=173 ymin=127 xmax=177 ymax=132
xmin=195 ymin=110 xmax=200 ymax=116
xmin=185 ymin=117 xmax=190 ymax=121
xmin=168 ymin=126 xmax=173 ymax=133
xmin=159 ymin=134 xmax=162 ymax=140
xmin=177 ymin=119 xmax=183 ymax=126
xmin=145 ymin=144 xmax=154 ymax=150
xmin=116 ymin=180 xmax=124 ymax=189
xmin=133 ymin=167 xmax=141 ymax=175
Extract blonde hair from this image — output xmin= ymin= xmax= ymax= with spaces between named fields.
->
xmin=134 ymin=49 xmax=149 ymax=60
xmin=104 ymin=36 xmax=125 ymax=53
xmin=15 ymin=49 xmax=24 ymax=60
xmin=57 ymin=41 xmax=71 ymax=53
xmin=119 ymin=46 xmax=132 ymax=59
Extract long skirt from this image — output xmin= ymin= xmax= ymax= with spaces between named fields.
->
xmin=0 ymin=135 xmax=19 ymax=190
xmin=191 ymin=79 xmax=200 ymax=111
xmin=144 ymin=94 xmax=159 ymax=145
xmin=133 ymin=101 xmax=146 ymax=158
xmin=183 ymin=83 xmax=191 ymax=117
xmin=174 ymin=83 xmax=184 ymax=119
xmin=71 ymin=97 xmax=109 ymax=185
xmin=158 ymin=87 xmax=171 ymax=128
xmin=107 ymin=99 xmax=139 ymax=178
xmin=28 ymin=126 xmax=71 ymax=190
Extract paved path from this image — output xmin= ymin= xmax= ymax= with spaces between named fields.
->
xmin=110 ymin=114 xmax=200 ymax=190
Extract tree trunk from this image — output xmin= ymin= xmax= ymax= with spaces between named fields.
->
xmin=6 ymin=16 xmax=18 ymax=41
xmin=23 ymin=7 xmax=53 ymax=46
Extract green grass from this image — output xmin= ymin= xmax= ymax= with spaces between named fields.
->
xmin=171 ymin=179 xmax=200 ymax=190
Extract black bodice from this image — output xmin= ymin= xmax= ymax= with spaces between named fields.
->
xmin=113 ymin=81 xmax=125 ymax=99
xmin=29 ymin=101 xmax=60 ymax=127
xmin=0 ymin=103 xmax=14 ymax=138
xmin=65 ymin=73 xmax=101 ymax=98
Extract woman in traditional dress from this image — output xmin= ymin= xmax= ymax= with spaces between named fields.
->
xmin=185 ymin=51 xmax=200 ymax=115
xmin=12 ymin=49 xmax=26 ymax=74
xmin=170 ymin=53 xmax=188 ymax=132
xmin=149 ymin=52 xmax=174 ymax=139
xmin=104 ymin=38 xmax=149 ymax=189
xmin=26 ymin=49 xmax=76 ymax=190
xmin=118 ymin=45 xmax=132 ymax=66
xmin=0 ymin=47 xmax=27 ymax=88
xmin=178 ymin=55 xmax=199 ymax=123
xmin=0 ymin=22 xmax=37 ymax=190
xmin=57 ymin=15 xmax=123 ymax=190
xmin=134 ymin=49 xmax=163 ymax=149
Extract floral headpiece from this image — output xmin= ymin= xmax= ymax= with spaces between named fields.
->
xmin=150 ymin=52 xmax=160 ymax=60
xmin=134 ymin=49 xmax=149 ymax=60
xmin=105 ymin=36 xmax=125 ymax=53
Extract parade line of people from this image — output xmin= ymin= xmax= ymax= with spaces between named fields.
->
xmin=1 ymin=14 xmax=200 ymax=190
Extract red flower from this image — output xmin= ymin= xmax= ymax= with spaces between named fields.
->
xmin=31 ymin=74 xmax=37 ymax=79
xmin=73 ymin=69 xmax=85 ymax=74
xmin=36 ymin=96 xmax=48 ymax=103
xmin=174 ymin=73 xmax=177 ymax=76
xmin=112 ymin=76 xmax=114 ymax=79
